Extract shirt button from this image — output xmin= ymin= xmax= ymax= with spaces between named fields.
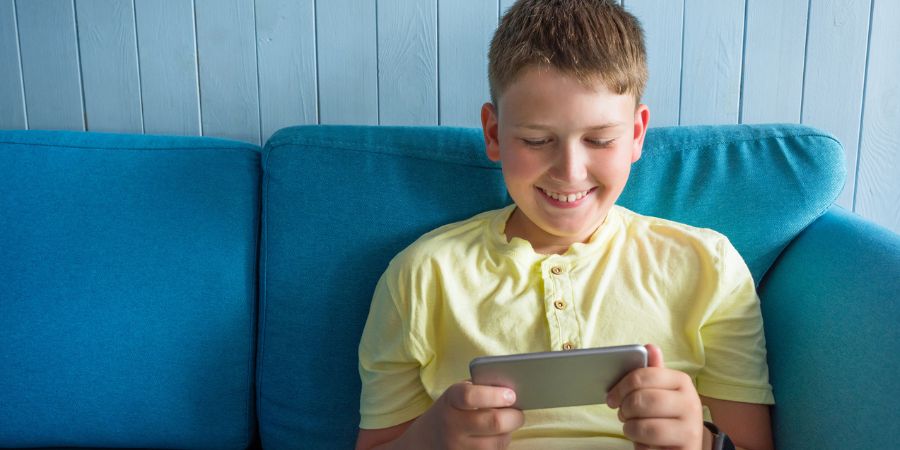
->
xmin=562 ymin=342 xmax=575 ymax=350
xmin=554 ymin=300 xmax=567 ymax=310
xmin=550 ymin=266 xmax=564 ymax=275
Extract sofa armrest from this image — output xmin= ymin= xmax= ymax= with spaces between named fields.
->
xmin=758 ymin=206 xmax=900 ymax=449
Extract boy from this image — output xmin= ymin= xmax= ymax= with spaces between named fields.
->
xmin=357 ymin=1 xmax=774 ymax=449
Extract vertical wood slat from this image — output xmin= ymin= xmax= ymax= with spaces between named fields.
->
xmin=438 ymin=0 xmax=497 ymax=127
xmin=377 ymin=0 xmax=437 ymax=126
xmin=802 ymin=0 xmax=871 ymax=209
xmin=256 ymin=0 xmax=317 ymax=142
xmin=195 ymin=0 xmax=260 ymax=144
xmin=134 ymin=0 xmax=200 ymax=136
xmin=679 ymin=0 xmax=744 ymax=125
xmin=624 ymin=0 xmax=684 ymax=127
xmin=16 ymin=0 xmax=83 ymax=131
xmin=500 ymin=0 xmax=515 ymax=18
xmin=740 ymin=0 xmax=808 ymax=124
xmin=855 ymin=0 xmax=900 ymax=233
xmin=316 ymin=0 xmax=377 ymax=125
xmin=75 ymin=0 xmax=142 ymax=133
xmin=0 ymin=0 xmax=26 ymax=129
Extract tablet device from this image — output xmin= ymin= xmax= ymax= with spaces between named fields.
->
xmin=469 ymin=344 xmax=647 ymax=410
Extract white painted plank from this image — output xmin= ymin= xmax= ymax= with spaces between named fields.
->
xmin=377 ymin=0 xmax=437 ymax=126
xmin=855 ymin=0 xmax=900 ymax=233
xmin=624 ymin=0 xmax=684 ymax=128
xmin=195 ymin=0 xmax=260 ymax=144
xmin=679 ymin=0 xmax=744 ymax=125
xmin=740 ymin=0 xmax=808 ymax=124
xmin=256 ymin=0 xmax=317 ymax=141
xmin=438 ymin=0 xmax=497 ymax=127
xmin=75 ymin=0 xmax=142 ymax=133
xmin=316 ymin=0 xmax=377 ymax=125
xmin=802 ymin=0 xmax=871 ymax=209
xmin=0 ymin=0 xmax=26 ymax=129
xmin=16 ymin=0 xmax=84 ymax=131
xmin=134 ymin=0 xmax=200 ymax=136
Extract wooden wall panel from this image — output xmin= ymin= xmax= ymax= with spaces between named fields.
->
xmin=855 ymin=0 xmax=900 ymax=233
xmin=802 ymin=0 xmax=871 ymax=209
xmin=316 ymin=0 xmax=377 ymax=125
xmin=438 ymin=0 xmax=496 ymax=127
xmin=377 ymin=0 xmax=437 ymax=126
xmin=0 ymin=0 xmax=25 ymax=129
xmin=741 ymin=0 xmax=808 ymax=124
xmin=75 ymin=0 xmax=142 ymax=133
xmin=624 ymin=0 xmax=684 ymax=127
xmin=679 ymin=0 xmax=744 ymax=125
xmin=16 ymin=0 xmax=83 ymax=131
xmin=195 ymin=0 xmax=260 ymax=144
xmin=256 ymin=0 xmax=317 ymax=141
xmin=134 ymin=0 xmax=200 ymax=136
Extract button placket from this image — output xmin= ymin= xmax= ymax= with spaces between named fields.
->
xmin=542 ymin=258 xmax=580 ymax=351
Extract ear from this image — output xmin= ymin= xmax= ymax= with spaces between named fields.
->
xmin=481 ymin=102 xmax=501 ymax=162
xmin=631 ymin=104 xmax=650 ymax=163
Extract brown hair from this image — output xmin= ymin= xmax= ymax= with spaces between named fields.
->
xmin=488 ymin=0 xmax=647 ymax=106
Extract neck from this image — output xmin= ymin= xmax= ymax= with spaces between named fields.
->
xmin=504 ymin=208 xmax=601 ymax=255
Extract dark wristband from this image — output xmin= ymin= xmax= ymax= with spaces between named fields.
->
xmin=703 ymin=421 xmax=735 ymax=450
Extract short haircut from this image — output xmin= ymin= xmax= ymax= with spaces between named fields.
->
xmin=488 ymin=0 xmax=648 ymax=106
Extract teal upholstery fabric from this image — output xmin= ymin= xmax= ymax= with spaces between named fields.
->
xmin=0 ymin=131 xmax=261 ymax=449
xmin=256 ymin=124 xmax=845 ymax=448
xmin=257 ymin=126 xmax=509 ymax=449
xmin=759 ymin=206 xmax=900 ymax=449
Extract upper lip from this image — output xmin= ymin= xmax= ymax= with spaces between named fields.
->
xmin=537 ymin=186 xmax=595 ymax=195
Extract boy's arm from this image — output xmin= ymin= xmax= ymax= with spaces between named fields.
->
xmin=355 ymin=419 xmax=414 ymax=450
xmin=700 ymin=396 xmax=773 ymax=450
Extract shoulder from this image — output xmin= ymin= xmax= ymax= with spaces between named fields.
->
xmin=617 ymin=206 xmax=732 ymax=249
xmin=386 ymin=207 xmax=504 ymax=274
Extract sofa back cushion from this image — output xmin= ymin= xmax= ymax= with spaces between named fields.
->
xmin=0 ymin=131 xmax=261 ymax=449
xmin=256 ymin=124 xmax=844 ymax=448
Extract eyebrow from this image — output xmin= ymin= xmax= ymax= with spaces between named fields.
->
xmin=514 ymin=123 xmax=623 ymax=131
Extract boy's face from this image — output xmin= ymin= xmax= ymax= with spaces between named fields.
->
xmin=481 ymin=65 xmax=649 ymax=251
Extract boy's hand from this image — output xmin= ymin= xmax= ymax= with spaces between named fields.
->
xmin=406 ymin=381 xmax=525 ymax=450
xmin=606 ymin=344 xmax=705 ymax=450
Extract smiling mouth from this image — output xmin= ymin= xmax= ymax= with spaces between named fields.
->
xmin=537 ymin=186 xmax=596 ymax=203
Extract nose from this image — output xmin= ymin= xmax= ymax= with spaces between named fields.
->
xmin=548 ymin=140 xmax=588 ymax=182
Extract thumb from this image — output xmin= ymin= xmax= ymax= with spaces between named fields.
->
xmin=645 ymin=343 xmax=664 ymax=368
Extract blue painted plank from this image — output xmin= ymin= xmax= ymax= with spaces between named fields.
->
xmin=679 ymin=0 xmax=744 ymax=125
xmin=438 ymin=0 xmax=497 ymax=127
xmin=377 ymin=0 xmax=437 ymax=126
xmin=16 ymin=0 xmax=83 ymax=131
xmin=134 ymin=0 xmax=200 ymax=136
xmin=195 ymin=0 xmax=260 ymax=144
xmin=75 ymin=0 xmax=142 ymax=133
xmin=256 ymin=0 xmax=317 ymax=141
xmin=802 ymin=0 xmax=871 ymax=209
xmin=741 ymin=0 xmax=808 ymax=124
xmin=500 ymin=0 xmax=515 ymax=18
xmin=855 ymin=0 xmax=900 ymax=233
xmin=0 ymin=0 xmax=26 ymax=129
xmin=624 ymin=0 xmax=684 ymax=127
xmin=317 ymin=0 xmax=378 ymax=125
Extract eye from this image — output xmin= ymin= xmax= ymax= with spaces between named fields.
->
xmin=585 ymin=138 xmax=615 ymax=147
xmin=521 ymin=138 xmax=551 ymax=147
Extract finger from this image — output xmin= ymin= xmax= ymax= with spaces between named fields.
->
xmin=623 ymin=417 xmax=688 ymax=448
xmin=607 ymin=368 xmax=690 ymax=409
xmin=464 ymin=408 xmax=526 ymax=436
xmin=616 ymin=388 xmax=688 ymax=421
xmin=447 ymin=382 xmax=517 ymax=411
xmin=645 ymin=343 xmax=664 ymax=368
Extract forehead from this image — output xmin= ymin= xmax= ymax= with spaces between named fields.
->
xmin=498 ymin=66 xmax=634 ymax=124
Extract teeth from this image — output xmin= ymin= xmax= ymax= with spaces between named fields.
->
xmin=540 ymin=187 xmax=591 ymax=203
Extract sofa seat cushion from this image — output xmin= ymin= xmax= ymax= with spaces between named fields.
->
xmin=0 ymin=131 xmax=261 ymax=449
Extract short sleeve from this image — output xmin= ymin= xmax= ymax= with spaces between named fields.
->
xmin=358 ymin=267 xmax=433 ymax=429
xmin=696 ymin=239 xmax=775 ymax=405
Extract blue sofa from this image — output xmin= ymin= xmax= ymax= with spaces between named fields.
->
xmin=1 ymin=124 xmax=898 ymax=449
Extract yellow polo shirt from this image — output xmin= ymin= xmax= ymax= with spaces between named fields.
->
xmin=358 ymin=205 xmax=774 ymax=448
